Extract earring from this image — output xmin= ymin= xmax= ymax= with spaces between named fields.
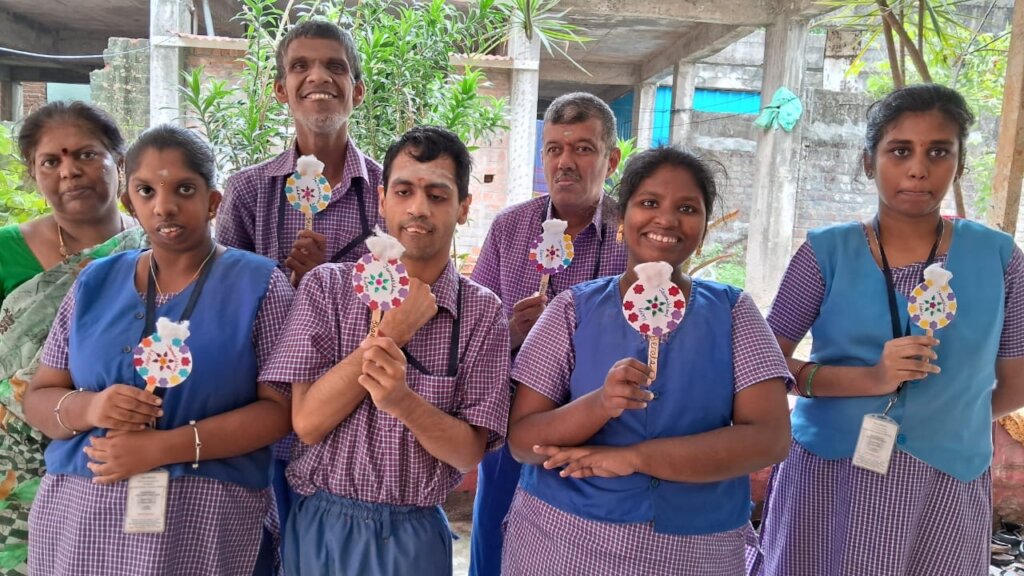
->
xmin=865 ymin=170 xmax=874 ymax=180
xmin=615 ymin=223 xmax=623 ymax=243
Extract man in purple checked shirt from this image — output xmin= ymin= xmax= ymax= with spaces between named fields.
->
xmin=469 ymin=92 xmax=628 ymax=576
xmin=215 ymin=20 xmax=384 ymax=548
xmin=261 ymin=126 xmax=510 ymax=575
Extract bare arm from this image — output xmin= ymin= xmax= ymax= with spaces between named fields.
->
xmin=83 ymin=383 xmax=290 ymax=484
xmin=507 ymin=358 xmax=653 ymax=465
xmin=25 ymin=365 xmax=162 ymax=439
xmin=632 ymin=378 xmax=790 ymax=481
xmin=994 ymin=357 xmax=1024 ymax=419
xmin=359 ymin=337 xmax=487 ymax=473
xmin=778 ymin=335 xmax=939 ymax=398
xmin=290 ymin=351 xmax=368 ymax=445
xmin=539 ymin=378 xmax=791 ymax=483
xmin=286 ymin=273 xmax=438 ymax=445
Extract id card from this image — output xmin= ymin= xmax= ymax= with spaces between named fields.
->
xmin=124 ymin=470 xmax=169 ymax=534
xmin=851 ymin=414 xmax=899 ymax=475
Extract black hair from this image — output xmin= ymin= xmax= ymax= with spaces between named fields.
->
xmin=543 ymin=92 xmax=618 ymax=152
xmin=864 ymin=84 xmax=975 ymax=168
xmin=382 ymin=126 xmax=473 ymax=202
xmin=617 ymin=146 xmax=721 ymax=225
xmin=124 ymin=125 xmax=218 ymax=189
xmin=275 ymin=20 xmax=362 ymax=83
xmin=18 ymin=100 xmax=126 ymax=171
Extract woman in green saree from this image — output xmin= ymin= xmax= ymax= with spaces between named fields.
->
xmin=0 ymin=101 xmax=144 ymax=574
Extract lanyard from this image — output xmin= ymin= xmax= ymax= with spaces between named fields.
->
xmin=402 ymin=277 xmax=463 ymax=378
xmin=143 ymin=249 xmax=219 ymax=337
xmin=541 ymin=197 xmax=605 ymax=295
xmin=139 ymin=249 xmax=219 ymax=411
xmin=872 ymin=216 xmax=942 ymax=410
xmin=276 ymin=177 xmax=371 ymax=264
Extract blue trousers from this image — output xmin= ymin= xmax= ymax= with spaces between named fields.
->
xmin=284 ymin=492 xmax=452 ymax=576
xmin=469 ymin=444 xmax=522 ymax=576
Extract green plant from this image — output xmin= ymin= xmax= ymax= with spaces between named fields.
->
xmin=0 ymin=124 xmax=46 ymax=227
xmin=180 ymin=0 xmax=292 ymax=176
xmin=604 ymin=137 xmax=637 ymax=197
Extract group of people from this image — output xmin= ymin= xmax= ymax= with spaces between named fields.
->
xmin=0 ymin=17 xmax=1021 ymax=576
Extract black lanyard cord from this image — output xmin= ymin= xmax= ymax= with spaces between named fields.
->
xmin=143 ymin=248 xmax=220 ymax=337
xmin=872 ymin=216 xmax=943 ymax=399
xmin=277 ymin=176 xmax=371 ymax=264
xmin=402 ymin=277 xmax=463 ymax=378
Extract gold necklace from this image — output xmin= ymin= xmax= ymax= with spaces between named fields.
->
xmin=57 ymin=217 xmax=127 ymax=263
xmin=149 ymin=243 xmax=218 ymax=296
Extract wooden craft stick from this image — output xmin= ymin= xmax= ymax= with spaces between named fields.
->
xmin=369 ymin=309 xmax=383 ymax=337
xmin=538 ymin=274 xmax=550 ymax=296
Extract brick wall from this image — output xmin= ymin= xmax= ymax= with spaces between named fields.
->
xmin=21 ymin=82 xmax=46 ymax=117
xmin=459 ymin=68 xmax=512 ymax=270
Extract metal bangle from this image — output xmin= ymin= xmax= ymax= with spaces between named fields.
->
xmin=188 ymin=420 xmax=201 ymax=470
xmin=54 ymin=389 xmax=82 ymax=435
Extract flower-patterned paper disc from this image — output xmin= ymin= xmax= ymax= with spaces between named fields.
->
xmin=528 ymin=218 xmax=574 ymax=275
xmin=621 ymin=261 xmax=686 ymax=338
xmin=134 ymin=318 xmax=193 ymax=389
xmin=352 ymin=253 xmax=410 ymax=312
xmin=285 ymin=154 xmax=332 ymax=217
xmin=908 ymin=262 xmax=957 ymax=332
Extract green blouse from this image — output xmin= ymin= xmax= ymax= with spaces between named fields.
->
xmin=0 ymin=225 xmax=44 ymax=307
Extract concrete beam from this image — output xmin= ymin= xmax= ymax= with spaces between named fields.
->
xmin=745 ymin=13 xmax=809 ymax=306
xmin=540 ymin=60 xmax=639 ymax=86
xmin=640 ymin=25 xmax=754 ymax=81
xmin=557 ymin=0 xmax=775 ymax=26
xmin=987 ymin=0 xmax=1024 ymax=236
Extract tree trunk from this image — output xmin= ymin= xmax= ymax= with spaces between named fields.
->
xmin=877 ymin=0 xmax=933 ymax=82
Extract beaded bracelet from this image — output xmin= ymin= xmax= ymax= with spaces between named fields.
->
xmin=54 ymin=389 xmax=82 ymax=435
xmin=188 ymin=420 xmax=202 ymax=470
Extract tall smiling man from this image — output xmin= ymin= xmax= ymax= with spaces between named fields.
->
xmin=216 ymin=20 xmax=384 ymax=531
xmin=261 ymin=126 xmax=511 ymax=575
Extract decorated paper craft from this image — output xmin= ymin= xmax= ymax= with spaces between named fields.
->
xmin=529 ymin=218 xmax=574 ymax=295
xmin=352 ymin=229 xmax=409 ymax=336
xmin=907 ymin=262 xmax=957 ymax=334
xmin=285 ymin=154 xmax=332 ymax=230
xmin=621 ymin=261 xmax=686 ymax=381
xmin=134 ymin=318 xmax=193 ymax=393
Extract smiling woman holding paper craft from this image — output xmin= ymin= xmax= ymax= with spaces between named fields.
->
xmin=501 ymin=146 xmax=791 ymax=575
xmin=22 ymin=125 xmax=293 ymax=576
xmin=753 ymin=84 xmax=1024 ymax=576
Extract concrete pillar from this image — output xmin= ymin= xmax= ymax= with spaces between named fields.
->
xmin=149 ymin=0 xmax=191 ymax=126
xmin=669 ymin=61 xmax=697 ymax=147
xmin=745 ymin=14 xmax=809 ymax=307
xmin=631 ymin=81 xmax=657 ymax=149
xmin=505 ymin=27 xmax=541 ymax=206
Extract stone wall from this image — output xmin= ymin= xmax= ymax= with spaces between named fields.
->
xmin=90 ymin=38 xmax=151 ymax=143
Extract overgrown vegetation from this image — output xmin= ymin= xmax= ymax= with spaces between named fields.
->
xmin=0 ymin=124 xmax=45 ymax=227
